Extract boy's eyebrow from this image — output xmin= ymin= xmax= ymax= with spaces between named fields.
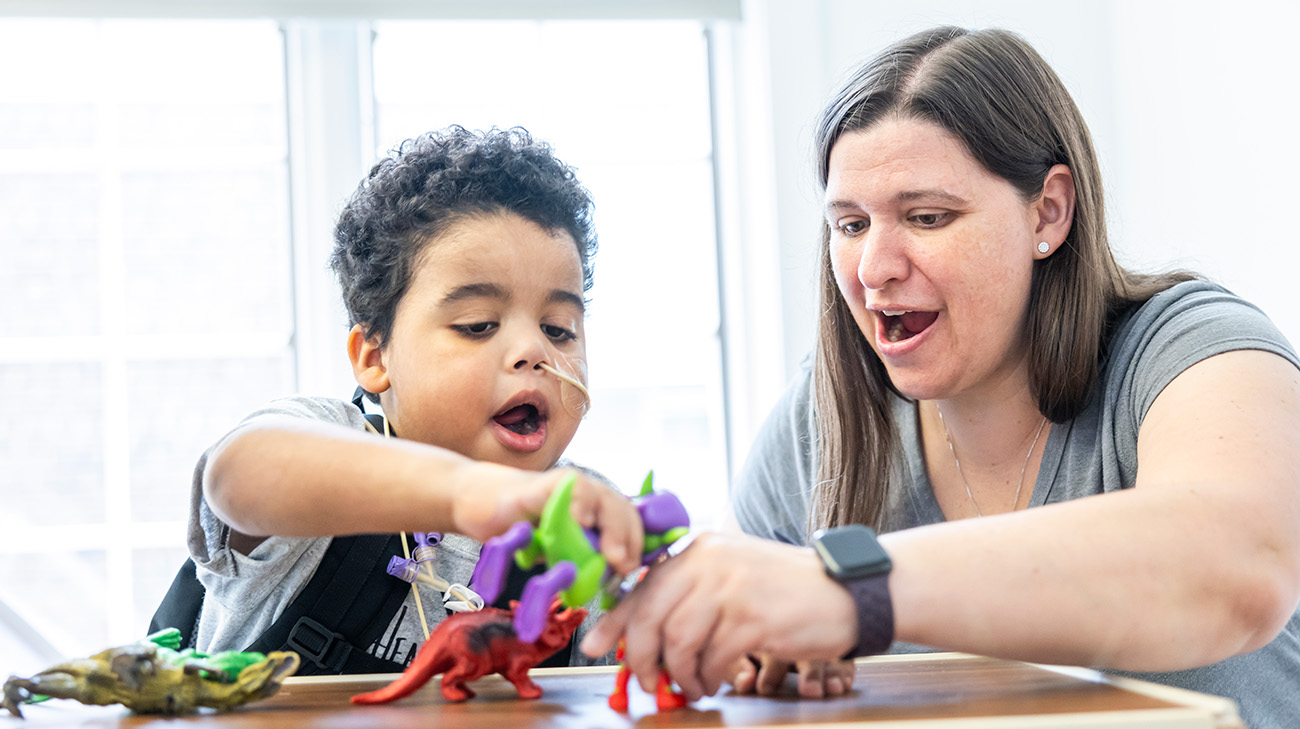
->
xmin=550 ymin=289 xmax=586 ymax=313
xmin=440 ymin=283 xmax=585 ymax=312
xmin=441 ymin=283 xmax=506 ymax=304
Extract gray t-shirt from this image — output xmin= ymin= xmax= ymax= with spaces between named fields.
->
xmin=733 ymin=281 xmax=1300 ymax=729
xmin=187 ymin=395 xmax=609 ymax=668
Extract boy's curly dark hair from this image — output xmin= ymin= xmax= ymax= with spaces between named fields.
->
xmin=330 ymin=126 xmax=597 ymax=346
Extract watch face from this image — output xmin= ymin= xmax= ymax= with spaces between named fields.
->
xmin=813 ymin=525 xmax=891 ymax=580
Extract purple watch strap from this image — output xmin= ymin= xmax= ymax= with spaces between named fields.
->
xmin=839 ymin=571 xmax=894 ymax=658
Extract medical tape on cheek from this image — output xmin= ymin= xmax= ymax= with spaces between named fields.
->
xmin=539 ymin=356 xmax=591 ymax=418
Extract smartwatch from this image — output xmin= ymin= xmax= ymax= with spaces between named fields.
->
xmin=812 ymin=524 xmax=892 ymax=580
xmin=811 ymin=524 xmax=894 ymax=657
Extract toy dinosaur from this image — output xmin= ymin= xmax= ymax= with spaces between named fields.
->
xmin=608 ymin=637 xmax=687 ymax=712
xmin=2 ymin=629 xmax=298 ymax=718
xmin=470 ymin=471 xmax=692 ymax=712
xmin=350 ymin=603 xmax=586 ymax=703
xmin=470 ymin=471 xmax=689 ymax=643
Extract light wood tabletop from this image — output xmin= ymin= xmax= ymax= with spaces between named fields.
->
xmin=5 ymin=652 xmax=1243 ymax=728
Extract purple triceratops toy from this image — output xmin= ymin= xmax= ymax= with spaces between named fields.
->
xmin=469 ymin=471 xmax=689 ymax=642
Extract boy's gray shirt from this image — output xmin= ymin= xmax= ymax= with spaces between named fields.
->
xmin=187 ymin=395 xmax=608 ymax=668
xmin=733 ymin=280 xmax=1300 ymax=729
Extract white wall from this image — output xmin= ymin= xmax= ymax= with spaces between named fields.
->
xmin=750 ymin=0 xmax=1300 ymax=389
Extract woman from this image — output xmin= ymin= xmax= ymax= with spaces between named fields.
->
xmin=582 ymin=26 xmax=1300 ymax=729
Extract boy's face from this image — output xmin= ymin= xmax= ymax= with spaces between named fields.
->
xmin=362 ymin=212 xmax=587 ymax=471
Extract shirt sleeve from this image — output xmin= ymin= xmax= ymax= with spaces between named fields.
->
xmin=187 ymin=396 xmax=367 ymax=598
xmin=731 ymin=364 xmax=817 ymax=546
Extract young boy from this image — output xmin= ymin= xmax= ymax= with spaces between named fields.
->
xmin=180 ymin=127 xmax=642 ymax=671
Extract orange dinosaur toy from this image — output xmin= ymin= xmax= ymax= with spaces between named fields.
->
xmin=351 ymin=604 xmax=586 ymax=703
xmin=607 ymin=637 xmax=688 ymax=712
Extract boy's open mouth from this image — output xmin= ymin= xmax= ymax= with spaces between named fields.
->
xmin=881 ymin=309 xmax=938 ymax=343
xmin=494 ymin=404 xmax=543 ymax=435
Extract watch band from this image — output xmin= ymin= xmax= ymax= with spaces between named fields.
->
xmin=839 ymin=571 xmax=894 ymax=659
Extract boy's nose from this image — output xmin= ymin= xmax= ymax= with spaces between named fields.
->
xmin=509 ymin=329 xmax=550 ymax=372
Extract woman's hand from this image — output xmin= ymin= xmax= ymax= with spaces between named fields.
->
xmin=732 ymin=655 xmax=856 ymax=698
xmin=581 ymin=531 xmax=859 ymax=701
xmin=451 ymin=463 xmax=645 ymax=576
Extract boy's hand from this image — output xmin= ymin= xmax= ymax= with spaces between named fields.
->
xmin=732 ymin=655 xmax=854 ymax=698
xmin=451 ymin=463 xmax=645 ymax=576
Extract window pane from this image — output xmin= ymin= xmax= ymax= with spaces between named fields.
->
xmin=132 ymin=545 xmax=191 ymax=644
xmin=0 ymin=18 xmax=289 ymax=655
xmin=0 ymin=550 xmax=109 ymax=671
xmin=0 ymin=173 xmax=101 ymax=337
xmin=372 ymin=21 xmax=727 ymax=527
xmin=128 ymin=356 xmax=294 ymax=523
xmin=120 ymin=167 xmax=292 ymax=337
xmin=0 ymin=362 xmax=105 ymax=526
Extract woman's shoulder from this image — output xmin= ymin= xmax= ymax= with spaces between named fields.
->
xmin=1110 ymin=280 xmax=1297 ymax=368
xmin=1102 ymin=279 xmax=1299 ymax=432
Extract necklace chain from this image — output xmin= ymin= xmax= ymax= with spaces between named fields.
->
xmin=936 ymin=406 xmax=1048 ymax=517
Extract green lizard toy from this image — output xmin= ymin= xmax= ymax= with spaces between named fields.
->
xmin=2 ymin=628 xmax=298 ymax=717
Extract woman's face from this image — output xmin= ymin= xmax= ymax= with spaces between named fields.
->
xmin=825 ymin=118 xmax=1040 ymax=402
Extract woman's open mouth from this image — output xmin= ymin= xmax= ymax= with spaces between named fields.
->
xmin=880 ymin=309 xmax=938 ymax=343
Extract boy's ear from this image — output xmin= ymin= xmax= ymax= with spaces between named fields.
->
xmin=347 ymin=324 xmax=390 ymax=394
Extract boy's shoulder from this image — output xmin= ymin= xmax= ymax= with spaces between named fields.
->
xmin=238 ymin=394 xmax=367 ymax=430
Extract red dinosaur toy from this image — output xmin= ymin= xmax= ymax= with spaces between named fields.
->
xmin=351 ymin=604 xmax=586 ymax=704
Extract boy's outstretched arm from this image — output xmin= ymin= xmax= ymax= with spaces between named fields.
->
xmin=202 ymin=415 xmax=643 ymax=575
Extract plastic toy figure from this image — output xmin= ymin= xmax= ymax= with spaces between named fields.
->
xmin=470 ymin=471 xmax=690 ymax=643
xmin=2 ymin=629 xmax=298 ymax=718
xmin=350 ymin=603 xmax=586 ymax=703
xmin=608 ymin=637 xmax=688 ymax=712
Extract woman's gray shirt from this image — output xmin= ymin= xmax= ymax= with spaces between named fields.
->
xmin=733 ymin=281 xmax=1300 ymax=729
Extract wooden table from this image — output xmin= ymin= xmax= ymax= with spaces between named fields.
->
xmin=6 ymin=652 xmax=1243 ymax=728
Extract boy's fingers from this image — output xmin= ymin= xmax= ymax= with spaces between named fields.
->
xmin=563 ymin=477 xmax=644 ymax=575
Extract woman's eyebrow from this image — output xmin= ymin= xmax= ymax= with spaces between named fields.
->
xmin=824 ymin=189 xmax=969 ymax=216
xmin=895 ymin=189 xmax=968 ymax=205
xmin=824 ymin=199 xmax=864 ymax=216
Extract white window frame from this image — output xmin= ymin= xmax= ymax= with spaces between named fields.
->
xmin=0 ymin=0 xmax=796 ymax=651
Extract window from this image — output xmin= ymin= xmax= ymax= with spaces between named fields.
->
xmin=370 ymin=18 xmax=729 ymax=535
xmin=0 ymin=17 xmax=293 ymax=668
xmin=0 ymin=14 xmax=730 ymax=668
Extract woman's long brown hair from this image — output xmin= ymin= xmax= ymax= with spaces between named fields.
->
xmin=810 ymin=27 xmax=1193 ymax=533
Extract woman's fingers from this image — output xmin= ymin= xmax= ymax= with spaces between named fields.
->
xmin=585 ymin=532 xmax=867 ymax=701
xmin=614 ymin=554 xmax=697 ymax=694
xmin=729 ymin=656 xmax=760 ymax=694
xmin=657 ymin=580 xmax=718 ymax=700
xmin=756 ymin=656 xmax=792 ymax=695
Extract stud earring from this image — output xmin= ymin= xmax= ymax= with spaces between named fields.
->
xmin=1037 ymin=241 xmax=1050 ymax=254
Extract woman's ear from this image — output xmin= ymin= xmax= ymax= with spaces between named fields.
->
xmin=347 ymin=324 xmax=390 ymax=394
xmin=1033 ymin=163 xmax=1076 ymax=257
